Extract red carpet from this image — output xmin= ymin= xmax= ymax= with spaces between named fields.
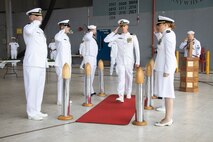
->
xmin=76 ymin=95 xmax=135 ymax=125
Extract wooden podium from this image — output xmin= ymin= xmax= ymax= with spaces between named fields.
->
xmin=179 ymin=57 xmax=199 ymax=92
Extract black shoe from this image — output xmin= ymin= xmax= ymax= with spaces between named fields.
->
xmin=157 ymin=97 xmax=163 ymax=99
xmin=91 ymin=92 xmax=96 ymax=96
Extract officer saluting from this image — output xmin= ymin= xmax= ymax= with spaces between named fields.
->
xmin=154 ymin=16 xmax=177 ymax=126
xmin=79 ymin=41 xmax=85 ymax=69
xmin=104 ymin=19 xmax=140 ymax=103
xmin=23 ymin=8 xmax=48 ymax=120
xmin=179 ymin=31 xmax=201 ymax=57
xmin=83 ymin=25 xmax=98 ymax=96
xmin=54 ymin=20 xmax=72 ymax=105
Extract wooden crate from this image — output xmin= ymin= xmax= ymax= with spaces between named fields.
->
xmin=179 ymin=57 xmax=199 ymax=93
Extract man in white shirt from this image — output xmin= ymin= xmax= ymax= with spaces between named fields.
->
xmin=9 ymin=37 xmax=19 ymax=66
xmin=48 ymin=38 xmax=57 ymax=60
xmin=23 ymin=8 xmax=48 ymax=121
xmin=179 ymin=31 xmax=201 ymax=58
xmin=9 ymin=37 xmax=19 ymax=59
xmin=104 ymin=19 xmax=140 ymax=102
xmin=54 ymin=19 xmax=72 ymax=105
xmin=83 ymin=25 xmax=98 ymax=96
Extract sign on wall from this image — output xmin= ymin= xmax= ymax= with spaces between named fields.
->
xmin=156 ymin=0 xmax=213 ymax=11
xmin=93 ymin=0 xmax=145 ymax=16
xmin=170 ymin=0 xmax=204 ymax=5
xmin=93 ymin=0 xmax=213 ymax=16
xmin=108 ymin=0 xmax=138 ymax=16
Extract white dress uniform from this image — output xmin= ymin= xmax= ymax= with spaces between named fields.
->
xmin=79 ymin=42 xmax=86 ymax=69
xmin=48 ymin=42 xmax=57 ymax=60
xmin=104 ymin=28 xmax=140 ymax=100
xmin=23 ymin=9 xmax=48 ymax=118
xmin=154 ymin=27 xmax=177 ymax=98
xmin=179 ymin=36 xmax=201 ymax=57
xmin=83 ymin=26 xmax=98 ymax=94
xmin=9 ymin=41 xmax=19 ymax=59
xmin=153 ymin=32 xmax=162 ymax=96
xmin=55 ymin=27 xmax=72 ymax=105
xmin=108 ymin=41 xmax=118 ymax=75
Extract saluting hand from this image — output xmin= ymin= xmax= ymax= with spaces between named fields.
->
xmin=35 ymin=16 xmax=43 ymax=22
xmin=114 ymin=26 xmax=120 ymax=34
xmin=184 ymin=37 xmax=188 ymax=42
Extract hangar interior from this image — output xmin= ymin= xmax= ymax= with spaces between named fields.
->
xmin=0 ymin=0 xmax=213 ymax=142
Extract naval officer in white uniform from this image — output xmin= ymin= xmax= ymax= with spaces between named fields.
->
xmin=104 ymin=19 xmax=140 ymax=103
xmin=154 ymin=24 xmax=165 ymax=113
xmin=9 ymin=37 xmax=19 ymax=60
xmin=9 ymin=37 xmax=19 ymax=66
xmin=48 ymin=38 xmax=57 ymax=60
xmin=23 ymin=8 xmax=48 ymax=121
xmin=83 ymin=25 xmax=98 ymax=96
xmin=154 ymin=16 xmax=177 ymax=126
xmin=179 ymin=31 xmax=201 ymax=58
xmin=54 ymin=20 xmax=72 ymax=105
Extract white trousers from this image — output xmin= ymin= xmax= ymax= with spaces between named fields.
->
xmin=56 ymin=66 xmax=71 ymax=104
xmin=84 ymin=57 xmax=96 ymax=94
xmin=154 ymin=71 xmax=175 ymax=98
xmin=90 ymin=64 xmax=96 ymax=93
xmin=116 ymin=65 xmax=133 ymax=97
xmin=23 ymin=66 xmax=46 ymax=116
xmin=11 ymin=50 xmax=17 ymax=59
xmin=110 ymin=57 xmax=116 ymax=75
xmin=50 ymin=51 xmax=57 ymax=60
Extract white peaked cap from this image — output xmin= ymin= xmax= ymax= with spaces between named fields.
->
xmin=88 ymin=25 xmax=97 ymax=30
xmin=58 ymin=20 xmax=70 ymax=25
xmin=26 ymin=8 xmax=42 ymax=16
xmin=118 ymin=19 xmax=130 ymax=25
xmin=187 ymin=31 xmax=195 ymax=35
xmin=157 ymin=15 xmax=175 ymax=24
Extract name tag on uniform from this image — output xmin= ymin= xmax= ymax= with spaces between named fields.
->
xmin=127 ymin=37 xmax=132 ymax=43
xmin=64 ymin=39 xmax=67 ymax=41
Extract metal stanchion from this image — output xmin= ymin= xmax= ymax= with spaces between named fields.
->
xmin=82 ymin=63 xmax=93 ymax=107
xmin=58 ymin=63 xmax=73 ymax=120
xmin=149 ymin=59 xmax=157 ymax=99
xmin=132 ymin=67 xmax=147 ymax=126
xmin=175 ymin=50 xmax=179 ymax=73
xmin=206 ymin=50 xmax=210 ymax=75
xmin=144 ymin=64 xmax=154 ymax=110
xmin=98 ymin=60 xmax=107 ymax=97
